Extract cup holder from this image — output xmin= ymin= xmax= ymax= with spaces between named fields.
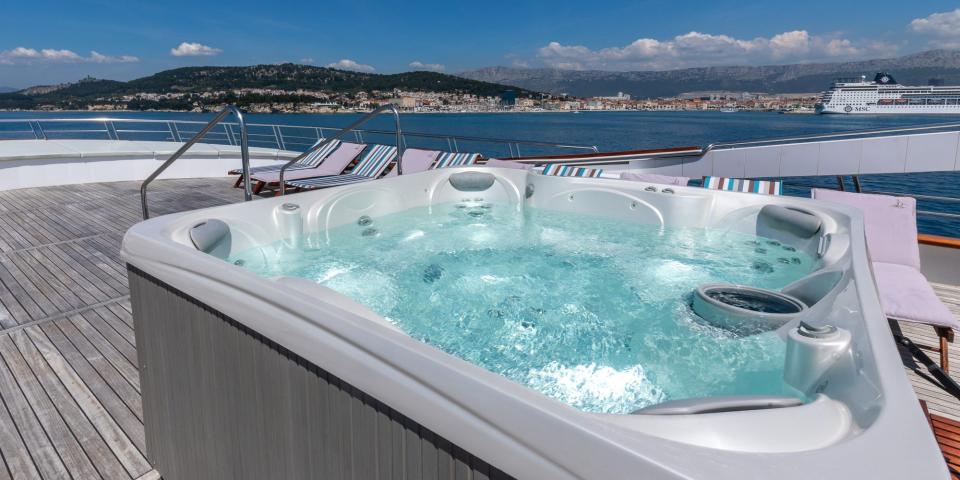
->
xmin=692 ymin=284 xmax=807 ymax=335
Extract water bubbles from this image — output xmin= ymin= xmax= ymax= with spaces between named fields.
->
xmin=228 ymin=203 xmax=809 ymax=413
xmin=781 ymin=245 xmax=796 ymax=252
xmin=765 ymin=240 xmax=781 ymax=246
xmin=357 ymin=215 xmax=372 ymax=227
xmin=755 ymin=247 xmax=767 ymax=254
xmin=233 ymin=259 xmax=245 ymax=266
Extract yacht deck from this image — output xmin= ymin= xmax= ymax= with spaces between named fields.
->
xmin=0 ymin=178 xmax=956 ymax=478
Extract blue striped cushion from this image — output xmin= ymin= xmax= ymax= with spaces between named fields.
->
xmin=434 ymin=152 xmax=479 ymax=168
xmin=229 ymin=139 xmax=340 ymax=174
xmin=352 ymin=145 xmax=398 ymax=177
xmin=542 ymin=164 xmax=603 ymax=177
xmin=702 ymin=176 xmax=782 ymax=195
xmin=287 ymin=174 xmax=373 ymax=189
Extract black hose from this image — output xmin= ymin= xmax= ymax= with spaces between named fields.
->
xmin=893 ymin=333 xmax=960 ymax=401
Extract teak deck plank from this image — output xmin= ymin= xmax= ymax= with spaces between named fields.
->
xmin=0 ymin=178 xmax=243 ymax=479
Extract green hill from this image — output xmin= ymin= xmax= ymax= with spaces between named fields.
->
xmin=0 ymin=64 xmax=537 ymax=110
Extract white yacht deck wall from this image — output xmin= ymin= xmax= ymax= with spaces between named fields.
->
xmin=0 ymin=140 xmax=297 ymax=190
xmin=627 ymin=131 xmax=960 ymax=178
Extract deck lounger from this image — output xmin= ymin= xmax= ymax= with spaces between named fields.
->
xmin=249 ymin=142 xmax=367 ymax=193
xmin=384 ymin=148 xmax=442 ymax=177
xmin=812 ymin=188 xmax=960 ymax=371
xmin=542 ymin=164 xmax=604 ymax=177
xmin=484 ymin=158 xmax=534 ymax=170
xmin=434 ymin=152 xmax=480 ymax=169
xmin=285 ymin=144 xmax=398 ymax=191
xmin=703 ymin=176 xmax=782 ymax=195
xmin=620 ymin=172 xmax=690 ymax=186
xmin=229 ymin=139 xmax=341 ymax=177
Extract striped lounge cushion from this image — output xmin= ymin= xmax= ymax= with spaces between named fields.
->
xmin=542 ymin=164 xmax=604 ymax=177
xmin=352 ymin=144 xmax=398 ymax=177
xmin=229 ymin=139 xmax=341 ymax=174
xmin=702 ymin=176 xmax=782 ymax=195
xmin=434 ymin=152 xmax=479 ymax=169
xmin=285 ymin=174 xmax=373 ymax=190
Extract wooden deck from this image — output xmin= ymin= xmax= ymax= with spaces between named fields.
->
xmin=0 ymin=177 xmax=955 ymax=478
xmin=898 ymin=282 xmax=960 ymax=421
xmin=0 ymin=178 xmax=243 ymax=479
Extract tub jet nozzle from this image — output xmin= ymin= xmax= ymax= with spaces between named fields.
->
xmin=277 ymin=203 xmax=303 ymax=249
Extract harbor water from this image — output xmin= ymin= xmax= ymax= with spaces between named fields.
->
xmin=1 ymin=110 xmax=958 ymax=235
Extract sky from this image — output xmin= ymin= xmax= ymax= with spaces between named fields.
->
xmin=1 ymin=1 xmax=960 ymax=88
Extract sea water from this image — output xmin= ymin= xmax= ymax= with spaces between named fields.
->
xmin=229 ymin=201 xmax=817 ymax=414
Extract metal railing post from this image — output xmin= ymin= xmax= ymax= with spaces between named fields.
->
xmin=168 ymin=122 xmax=182 ymax=142
xmin=274 ymin=125 xmax=287 ymax=150
xmin=33 ymin=121 xmax=46 ymax=140
xmin=225 ymin=123 xmax=237 ymax=146
xmin=141 ymin=105 xmax=251 ymax=219
xmin=231 ymin=106 xmax=253 ymax=202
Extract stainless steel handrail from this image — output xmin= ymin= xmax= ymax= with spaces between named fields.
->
xmin=0 ymin=116 xmax=598 ymax=155
xmin=278 ymin=104 xmax=403 ymax=195
xmin=140 ymin=105 xmax=251 ymax=219
xmin=702 ymin=121 xmax=960 ymax=153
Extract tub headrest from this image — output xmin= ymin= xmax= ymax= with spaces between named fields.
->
xmin=449 ymin=171 xmax=496 ymax=192
xmin=189 ymin=219 xmax=232 ymax=258
xmin=758 ymin=205 xmax=823 ymax=239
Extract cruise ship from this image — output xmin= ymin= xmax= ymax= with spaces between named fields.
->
xmin=0 ymin=111 xmax=959 ymax=479
xmin=817 ymin=72 xmax=960 ymax=114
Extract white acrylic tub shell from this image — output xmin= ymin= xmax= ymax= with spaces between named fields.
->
xmin=121 ymin=168 xmax=947 ymax=479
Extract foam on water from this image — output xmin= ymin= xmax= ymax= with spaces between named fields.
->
xmin=229 ymin=201 xmax=816 ymax=413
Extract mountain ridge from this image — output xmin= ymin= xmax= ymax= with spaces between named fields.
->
xmin=457 ymin=49 xmax=960 ymax=98
xmin=0 ymin=64 xmax=536 ymax=110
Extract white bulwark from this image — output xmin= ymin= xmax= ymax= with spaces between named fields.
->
xmin=816 ymin=73 xmax=960 ymax=114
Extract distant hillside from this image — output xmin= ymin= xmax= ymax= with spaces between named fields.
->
xmin=458 ymin=49 xmax=960 ymax=98
xmin=0 ymin=86 xmax=16 ymax=94
xmin=0 ymin=64 xmax=537 ymax=109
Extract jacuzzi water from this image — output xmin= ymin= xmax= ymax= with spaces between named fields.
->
xmin=229 ymin=200 xmax=817 ymax=413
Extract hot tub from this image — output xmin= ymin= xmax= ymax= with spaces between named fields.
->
xmin=122 ymin=167 xmax=946 ymax=479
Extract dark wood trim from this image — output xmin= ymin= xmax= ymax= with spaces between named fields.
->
xmin=511 ymin=145 xmax=701 ymax=161
xmin=920 ymin=402 xmax=960 ymax=478
xmin=920 ymin=234 xmax=960 ymax=250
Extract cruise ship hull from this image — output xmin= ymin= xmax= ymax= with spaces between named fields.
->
xmin=817 ymin=72 xmax=960 ymax=115
xmin=818 ymin=104 xmax=960 ymax=115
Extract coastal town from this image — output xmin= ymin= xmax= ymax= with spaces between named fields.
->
xmin=11 ymin=80 xmax=820 ymax=114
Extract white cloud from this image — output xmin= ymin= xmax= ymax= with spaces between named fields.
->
xmin=910 ymin=9 xmax=960 ymax=36
xmin=909 ymin=9 xmax=960 ymax=47
xmin=90 ymin=51 xmax=139 ymax=63
xmin=300 ymin=57 xmax=315 ymax=64
xmin=408 ymin=61 xmax=445 ymax=72
xmin=536 ymin=30 xmax=892 ymax=70
xmin=0 ymin=46 xmax=138 ymax=65
xmin=325 ymin=58 xmax=375 ymax=73
xmin=170 ymin=42 xmax=222 ymax=57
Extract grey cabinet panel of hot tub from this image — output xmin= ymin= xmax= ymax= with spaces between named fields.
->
xmin=129 ymin=265 xmax=515 ymax=480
